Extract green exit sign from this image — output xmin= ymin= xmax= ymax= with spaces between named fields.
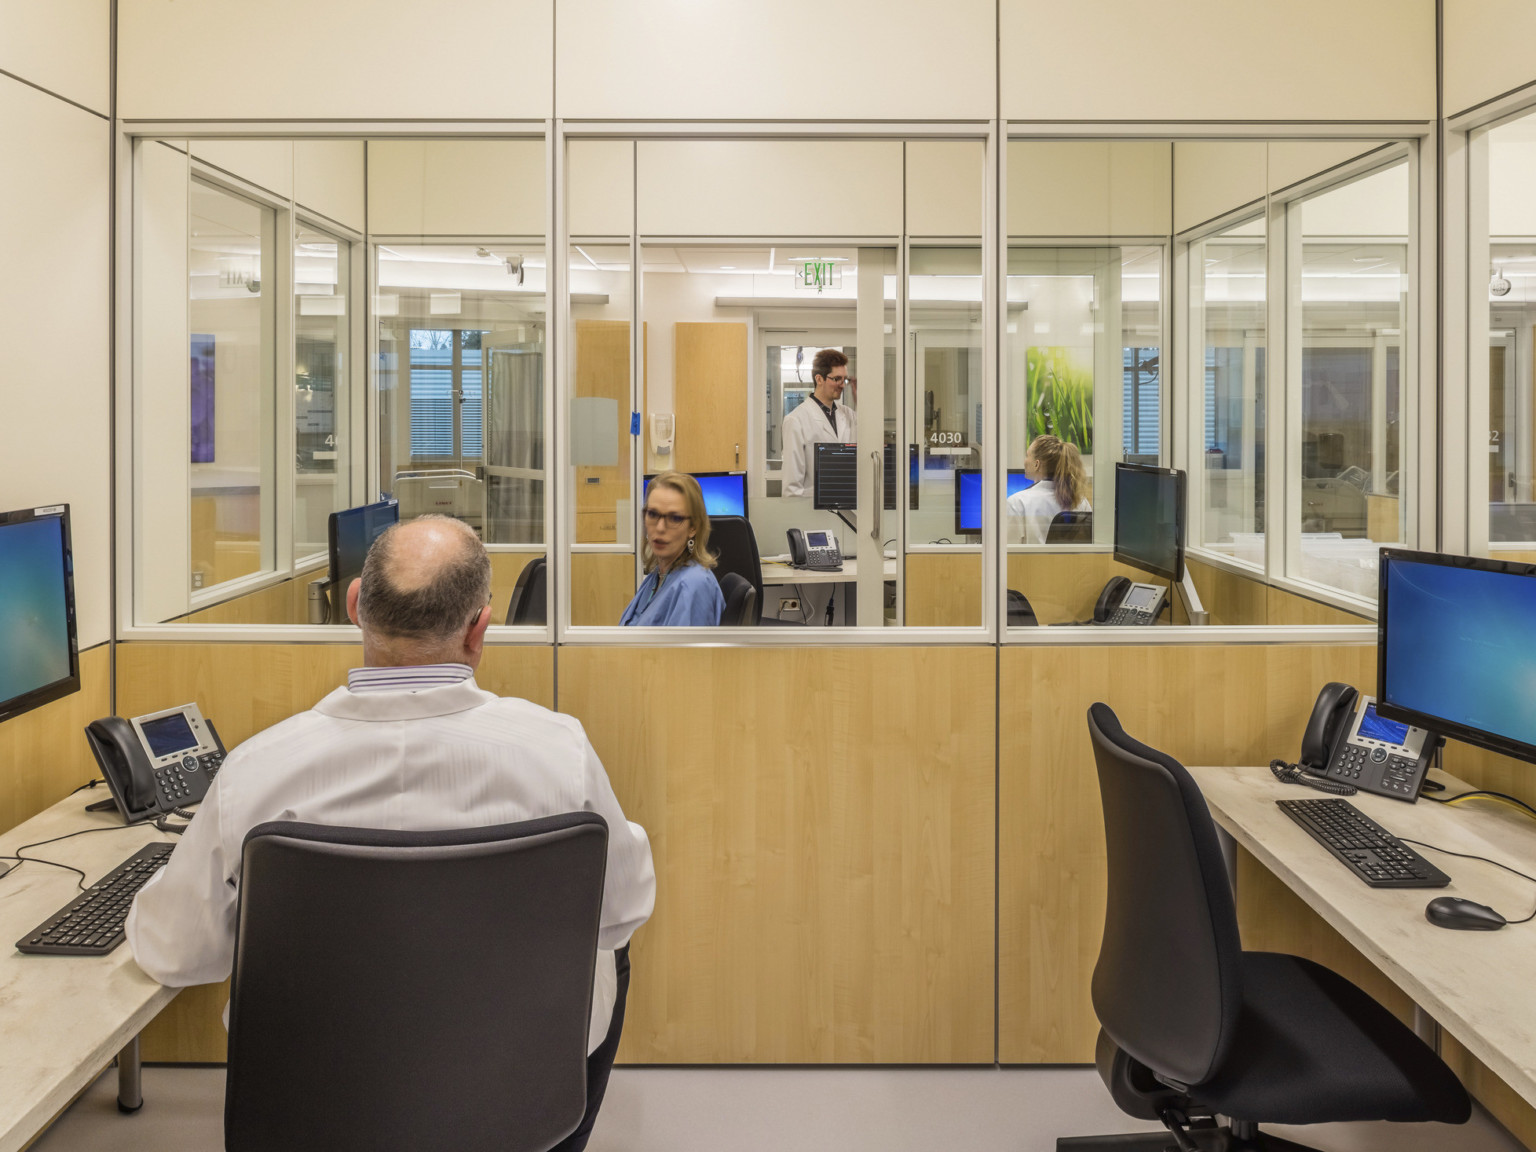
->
xmin=798 ymin=260 xmax=841 ymax=291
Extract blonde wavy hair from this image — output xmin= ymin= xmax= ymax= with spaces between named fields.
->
xmin=1027 ymin=435 xmax=1088 ymax=510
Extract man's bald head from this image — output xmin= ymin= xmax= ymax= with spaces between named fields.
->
xmin=356 ymin=515 xmax=492 ymax=645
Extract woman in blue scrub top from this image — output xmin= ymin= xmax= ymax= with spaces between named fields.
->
xmin=620 ymin=471 xmax=725 ymax=626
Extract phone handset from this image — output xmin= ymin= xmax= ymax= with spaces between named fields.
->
xmin=1277 ymin=682 xmax=1439 ymax=802
xmin=1300 ymin=682 xmax=1359 ymax=772
xmin=84 ymin=703 xmax=227 ymax=824
xmin=786 ymin=528 xmax=842 ymax=572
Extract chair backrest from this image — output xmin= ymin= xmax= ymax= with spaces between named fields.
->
xmin=225 ymin=813 xmax=608 ymax=1152
xmin=708 ymin=516 xmax=763 ymax=624
xmin=1085 ymin=703 xmax=1243 ymax=1089
xmin=718 ymin=571 xmax=758 ymax=626
xmin=505 ymin=556 xmax=547 ymax=626
xmin=1047 ymin=510 xmax=1093 ymax=544
xmin=1006 ymin=588 xmax=1038 ymax=627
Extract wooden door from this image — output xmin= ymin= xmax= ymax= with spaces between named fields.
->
xmin=574 ymin=320 xmax=644 ymax=542
xmin=672 ymin=322 xmax=748 ymax=473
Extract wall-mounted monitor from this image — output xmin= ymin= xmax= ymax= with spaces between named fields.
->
xmin=0 ymin=505 xmax=80 ymax=724
xmin=643 ymin=472 xmax=748 ymax=519
xmin=955 ymin=470 xmax=1034 ymax=535
xmin=813 ymin=444 xmax=858 ymax=511
xmin=1113 ymin=462 xmax=1185 ymax=581
xmin=328 ymin=499 xmax=401 ymax=588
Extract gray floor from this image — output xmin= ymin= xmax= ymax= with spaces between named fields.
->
xmin=32 ymin=1063 xmax=1521 ymax=1152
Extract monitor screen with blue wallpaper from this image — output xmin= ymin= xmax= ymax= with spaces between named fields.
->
xmin=643 ymin=472 xmax=748 ymax=519
xmin=955 ymin=470 xmax=1033 ymax=534
xmin=0 ymin=507 xmax=79 ymax=722
xmin=1379 ymin=550 xmax=1536 ymax=763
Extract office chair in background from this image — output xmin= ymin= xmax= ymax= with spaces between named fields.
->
xmin=708 ymin=516 xmax=764 ymax=624
xmin=718 ymin=572 xmax=758 ymax=627
xmin=1046 ymin=510 xmax=1093 ymax=544
xmin=505 ymin=556 xmax=547 ymax=626
xmin=225 ymin=813 xmax=609 ymax=1152
xmin=1063 ymin=704 xmax=1469 ymax=1151
xmin=1007 ymin=589 xmax=1038 ymax=627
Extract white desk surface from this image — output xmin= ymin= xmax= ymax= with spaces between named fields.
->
xmin=1189 ymin=765 xmax=1536 ymax=1111
xmin=760 ymin=558 xmax=898 ymax=586
xmin=0 ymin=793 xmax=178 ymax=1152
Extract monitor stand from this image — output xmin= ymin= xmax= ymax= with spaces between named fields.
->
xmin=1176 ymin=570 xmax=1209 ymax=626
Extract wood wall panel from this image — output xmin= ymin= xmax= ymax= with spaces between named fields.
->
xmin=559 ymin=646 xmax=995 ymax=1064
xmin=998 ymin=642 xmax=1377 ymax=1063
xmin=490 ymin=551 xmax=541 ymax=621
xmin=1005 ymin=551 xmax=1148 ymax=625
xmin=120 ymin=641 xmax=555 ymax=1062
xmin=905 ymin=552 xmax=982 ymax=627
xmin=671 ymin=322 xmax=748 ymax=474
xmin=1367 ymin=494 xmax=1401 ymax=543
xmin=1185 ymin=556 xmax=1371 ymax=627
xmin=574 ymin=320 xmax=642 ymax=544
xmin=0 ymin=645 xmax=111 ymax=835
xmin=571 ymin=552 xmax=636 ymax=626
xmin=180 ymin=570 xmax=321 ymax=625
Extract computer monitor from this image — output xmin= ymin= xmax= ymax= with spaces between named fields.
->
xmin=1113 ymin=462 xmax=1185 ymax=581
xmin=1378 ymin=549 xmax=1536 ymax=764
xmin=0 ymin=505 xmax=80 ymax=724
xmin=328 ymin=499 xmax=400 ymax=587
xmin=642 ymin=472 xmax=748 ymax=519
xmin=813 ymin=443 xmax=858 ymax=511
xmin=955 ymin=470 xmax=1035 ymax=535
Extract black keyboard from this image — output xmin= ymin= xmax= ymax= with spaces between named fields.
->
xmin=1277 ymin=798 xmax=1449 ymax=888
xmin=16 ymin=842 xmax=174 ymax=956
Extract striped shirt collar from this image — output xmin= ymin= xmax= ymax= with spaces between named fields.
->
xmin=347 ymin=663 xmax=474 ymax=694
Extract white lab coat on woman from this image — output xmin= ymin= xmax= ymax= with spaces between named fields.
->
xmin=126 ymin=674 xmax=655 ymax=1054
xmin=781 ymin=395 xmax=857 ymax=497
xmin=1007 ymin=478 xmax=1091 ymax=545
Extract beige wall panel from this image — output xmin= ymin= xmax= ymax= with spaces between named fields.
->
xmin=118 ymin=0 xmax=552 ymax=120
xmin=999 ymin=642 xmax=1377 ymax=1062
xmin=637 ymin=142 xmax=902 ymax=238
xmin=556 ymin=0 xmax=994 ymax=121
xmin=134 ymin=140 xmax=192 ymax=626
xmin=0 ymin=0 xmax=109 ymax=113
xmin=568 ymin=140 xmax=633 ymax=238
xmin=571 ymin=552 xmax=636 ymax=627
xmin=1267 ymin=141 xmax=1386 ymax=195
xmin=1444 ymin=0 xmax=1536 ymax=118
xmin=907 ymin=142 xmax=984 ymax=237
xmin=1003 ymin=0 xmax=1434 ymax=122
xmin=1491 ymin=130 xmax=1536 ymax=237
xmin=561 ymin=646 xmax=995 ymax=1063
xmin=906 ymin=553 xmax=983 ymax=627
xmin=1173 ymin=142 xmax=1267 ymax=235
xmin=1299 ymin=163 xmax=1410 ymax=236
xmin=0 ymin=646 xmax=111 ymax=835
xmin=192 ymin=141 xmax=293 ymax=201
xmin=124 ymin=640 xmax=556 ymax=1061
xmin=368 ymin=140 xmax=545 ymax=237
xmin=0 ymin=78 xmax=112 ymax=647
xmin=1008 ymin=142 xmax=1171 ymax=237
xmin=295 ymin=141 xmax=366 ymax=232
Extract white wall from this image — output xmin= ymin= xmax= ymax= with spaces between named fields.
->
xmin=1173 ymin=142 xmax=1390 ymax=236
xmin=0 ymin=0 xmax=110 ymax=114
xmin=1003 ymin=0 xmax=1434 ymax=122
xmin=1008 ymin=142 xmax=1171 ymax=236
xmin=117 ymin=0 xmax=553 ymax=120
xmin=0 ymin=75 xmax=111 ymax=647
xmin=1490 ymin=120 xmax=1536 ymax=236
xmin=369 ymin=141 xmax=545 ymax=236
xmin=908 ymin=142 xmax=984 ymax=237
xmin=556 ymin=0 xmax=995 ymax=121
xmin=1444 ymin=0 xmax=1536 ymax=119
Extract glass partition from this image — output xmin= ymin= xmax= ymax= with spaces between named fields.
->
xmin=294 ymin=222 xmax=351 ymax=561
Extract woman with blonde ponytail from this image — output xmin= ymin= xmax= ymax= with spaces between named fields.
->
xmin=1006 ymin=434 xmax=1092 ymax=544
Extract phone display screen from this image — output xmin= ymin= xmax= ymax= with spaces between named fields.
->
xmin=807 ymin=532 xmax=828 ymax=548
xmin=1122 ymin=585 xmax=1160 ymax=610
xmin=1357 ymin=703 xmax=1409 ymax=745
xmin=140 ymin=713 xmax=198 ymax=757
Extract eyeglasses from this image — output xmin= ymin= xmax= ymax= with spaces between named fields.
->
xmin=644 ymin=510 xmax=690 ymax=527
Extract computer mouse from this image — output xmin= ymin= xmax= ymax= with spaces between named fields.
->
xmin=1425 ymin=897 xmax=1507 ymax=931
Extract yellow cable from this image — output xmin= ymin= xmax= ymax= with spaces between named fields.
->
xmin=1443 ymin=794 xmax=1536 ymax=822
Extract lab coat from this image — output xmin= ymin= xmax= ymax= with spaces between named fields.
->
xmin=1006 ymin=479 xmax=1091 ymax=545
xmin=126 ymin=676 xmax=656 ymax=1054
xmin=781 ymin=396 xmax=857 ymax=497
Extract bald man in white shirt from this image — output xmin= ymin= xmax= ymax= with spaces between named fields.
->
xmin=127 ymin=516 xmax=654 ymax=1152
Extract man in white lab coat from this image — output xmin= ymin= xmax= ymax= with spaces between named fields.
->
xmin=127 ymin=516 xmax=654 ymax=1152
xmin=781 ymin=347 xmax=857 ymax=496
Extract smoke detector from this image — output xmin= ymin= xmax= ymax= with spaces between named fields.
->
xmin=1491 ymin=268 xmax=1512 ymax=297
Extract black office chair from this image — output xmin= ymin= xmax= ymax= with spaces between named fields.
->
xmin=505 ymin=556 xmax=547 ymax=626
xmin=225 ymin=813 xmax=609 ymax=1152
xmin=1062 ymin=704 xmax=1469 ymax=1151
xmin=708 ymin=516 xmax=764 ymax=624
xmin=1007 ymin=589 xmax=1038 ymax=627
xmin=1046 ymin=510 xmax=1093 ymax=544
xmin=718 ymin=571 xmax=757 ymax=627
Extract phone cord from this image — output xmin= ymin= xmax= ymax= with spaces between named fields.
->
xmin=1269 ymin=759 xmax=1358 ymax=796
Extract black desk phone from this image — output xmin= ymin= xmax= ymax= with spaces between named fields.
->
xmin=1297 ymin=682 xmax=1438 ymax=802
xmin=1091 ymin=576 xmax=1167 ymax=625
xmin=787 ymin=528 xmax=843 ymax=572
xmin=85 ymin=703 xmax=226 ymax=824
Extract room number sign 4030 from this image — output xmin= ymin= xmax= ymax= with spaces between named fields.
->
xmin=928 ymin=431 xmax=967 ymax=446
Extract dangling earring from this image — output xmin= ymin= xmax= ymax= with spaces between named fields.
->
xmin=687 ymin=537 xmax=695 ymax=553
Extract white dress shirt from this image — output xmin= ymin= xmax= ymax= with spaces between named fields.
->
xmin=781 ymin=394 xmax=857 ymax=497
xmin=1006 ymin=479 xmax=1092 ymax=545
xmin=126 ymin=669 xmax=655 ymax=1054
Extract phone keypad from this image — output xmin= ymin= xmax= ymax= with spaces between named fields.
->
xmin=1332 ymin=744 xmax=1369 ymax=780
